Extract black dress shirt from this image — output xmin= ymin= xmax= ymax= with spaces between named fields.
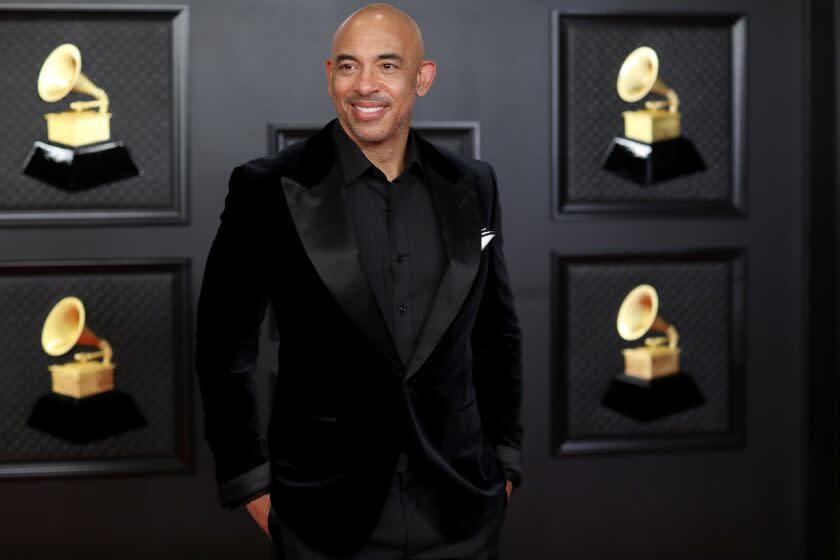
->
xmin=333 ymin=122 xmax=447 ymax=369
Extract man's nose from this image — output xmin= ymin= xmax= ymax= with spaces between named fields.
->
xmin=354 ymin=67 xmax=380 ymax=95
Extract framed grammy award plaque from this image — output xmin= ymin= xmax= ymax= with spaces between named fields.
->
xmin=550 ymin=11 xmax=747 ymax=217
xmin=0 ymin=4 xmax=188 ymax=225
xmin=0 ymin=258 xmax=192 ymax=478
xmin=550 ymin=249 xmax=746 ymax=455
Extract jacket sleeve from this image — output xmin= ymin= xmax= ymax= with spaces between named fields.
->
xmin=472 ymin=161 xmax=524 ymax=488
xmin=195 ymin=164 xmax=271 ymax=508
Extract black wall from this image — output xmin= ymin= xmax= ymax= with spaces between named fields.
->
xmin=0 ymin=0 xmax=818 ymax=558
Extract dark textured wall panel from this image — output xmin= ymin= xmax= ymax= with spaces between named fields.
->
xmin=552 ymin=13 xmax=746 ymax=214
xmin=0 ymin=7 xmax=186 ymax=223
xmin=0 ymin=259 xmax=191 ymax=475
xmin=551 ymin=250 xmax=745 ymax=453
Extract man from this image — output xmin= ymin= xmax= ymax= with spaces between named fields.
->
xmin=195 ymin=4 xmax=523 ymax=559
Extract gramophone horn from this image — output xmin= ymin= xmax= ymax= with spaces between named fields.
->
xmin=37 ymin=43 xmax=109 ymax=113
xmin=41 ymin=296 xmax=103 ymax=356
xmin=616 ymin=46 xmax=679 ymax=113
xmin=616 ymin=284 xmax=674 ymax=343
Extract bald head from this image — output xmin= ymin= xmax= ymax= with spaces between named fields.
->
xmin=326 ymin=3 xmax=436 ymax=148
xmin=331 ymin=3 xmax=424 ymax=61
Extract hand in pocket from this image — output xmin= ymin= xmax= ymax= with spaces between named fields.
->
xmin=245 ymin=493 xmax=273 ymax=540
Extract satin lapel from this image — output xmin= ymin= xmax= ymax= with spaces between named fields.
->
xmin=281 ymin=167 xmax=402 ymax=368
xmin=405 ymin=165 xmax=482 ymax=379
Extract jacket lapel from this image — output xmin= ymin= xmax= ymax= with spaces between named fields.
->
xmin=280 ymin=124 xmax=402 ymax=369
xmin=404 ymin=141 xmax=482 ymax=379
xmin=278 ymin=120 xmax=481 ymax=377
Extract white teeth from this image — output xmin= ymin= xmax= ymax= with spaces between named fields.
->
xmin=356 ymin=106 xmax=384 ymax=113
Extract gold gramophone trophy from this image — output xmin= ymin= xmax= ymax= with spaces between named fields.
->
xmin=601 ymin=46 xmax=705 ymax=185
xmin=601 ymin=284 xmax=704 ymax=421
xmin=616 ymin=284 xmax=680 ymax=380
xmin=22 ymin=43 xmax=140 ymax=191
xmin=42 ymin=296 xmax=115 ymax=398
xmin=26 ymin=296 xmax=146 ymax=443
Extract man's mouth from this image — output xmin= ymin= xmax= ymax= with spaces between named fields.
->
xmin=349 ymin=101 xmax=389 ymax=120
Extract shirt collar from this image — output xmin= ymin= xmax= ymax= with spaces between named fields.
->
xmin=332 ymin=120 xmax=426 ymax=185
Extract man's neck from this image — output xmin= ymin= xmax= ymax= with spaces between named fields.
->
xmin=339 ymin=120 xmax=410 ymax=182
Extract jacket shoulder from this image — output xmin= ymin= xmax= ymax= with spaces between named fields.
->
xmin=233 ymin=120 xmax=336 ymax=189
xmin=428 ymin=142 xmax=494 ymax=183
xmin=221 ymin=142 xmax=311 ymax=216
xmin=233 ymin=140 xmax=308 ymax=184
xmin=428 ymin=143 xmax=496 ymax=217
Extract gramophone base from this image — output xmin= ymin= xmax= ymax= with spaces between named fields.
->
xmin=26 ymin=390 xmax=147 ymax=444
xmin=601 ymin=372 xmax=705 ymax=421
xmin=601 ymin=136 xmax=706 ymax=185
xmin=22 ymin=139 xmax=140 ymax=191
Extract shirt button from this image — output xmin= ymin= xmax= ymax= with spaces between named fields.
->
xmin=396 ymin=255 xmax=404 ymax=263
xmin=399 ymin=305 xmax=407 ymax=313
xmin=385 ymin=204 xmax=391 ymax=214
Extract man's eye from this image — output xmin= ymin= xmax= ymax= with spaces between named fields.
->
xmin=341 ymin=64 xmax=355 ymax=70
xmin=382 ymin=63 xmax=396 ymax=70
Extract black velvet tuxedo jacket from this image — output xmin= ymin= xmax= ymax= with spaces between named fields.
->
xmin=195 ymin=119 xmax=523 ymax=556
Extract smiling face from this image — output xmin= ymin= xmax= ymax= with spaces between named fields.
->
xmin=326 ymin=5 xmax=435 ymax=147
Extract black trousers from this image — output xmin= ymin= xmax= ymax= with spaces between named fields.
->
xmin=268 ymin=453 xmax=508 ymax=559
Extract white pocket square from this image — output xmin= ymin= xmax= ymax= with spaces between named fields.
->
xmin=480 ymin=227 xmax=496 ymax=251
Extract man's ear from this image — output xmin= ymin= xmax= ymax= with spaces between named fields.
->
xmin=325 ymin=58 xmax=333 ymax=96
xmin=416 ymin=60 xmax=437 ymax=97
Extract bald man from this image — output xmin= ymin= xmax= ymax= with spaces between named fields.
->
xmin=195 ymin=3 xmax=523 ymax=559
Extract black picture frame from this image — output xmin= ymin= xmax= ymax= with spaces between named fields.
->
xmin=0 ymin=257 xmax=192 ymax=478
xmin=0 ymin=4 xmax=189 ymax=226
xmin=267 ymin=121 xmax=481 ymax=160
xmin=550 ymin=10 xmax=748 ymax=218
xmin=550 ymin=249 xmax=746 ymax=455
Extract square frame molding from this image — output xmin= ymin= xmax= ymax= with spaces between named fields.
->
xmin=550 ymin=11 xmax=747 ymax=218
xmin=550 ymin=249 xmax=746 ymax=455
xmin=0 ymin=4 xmax=189 ymax=226
xmin=0 ymin=257 xmax=192 ymax=478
